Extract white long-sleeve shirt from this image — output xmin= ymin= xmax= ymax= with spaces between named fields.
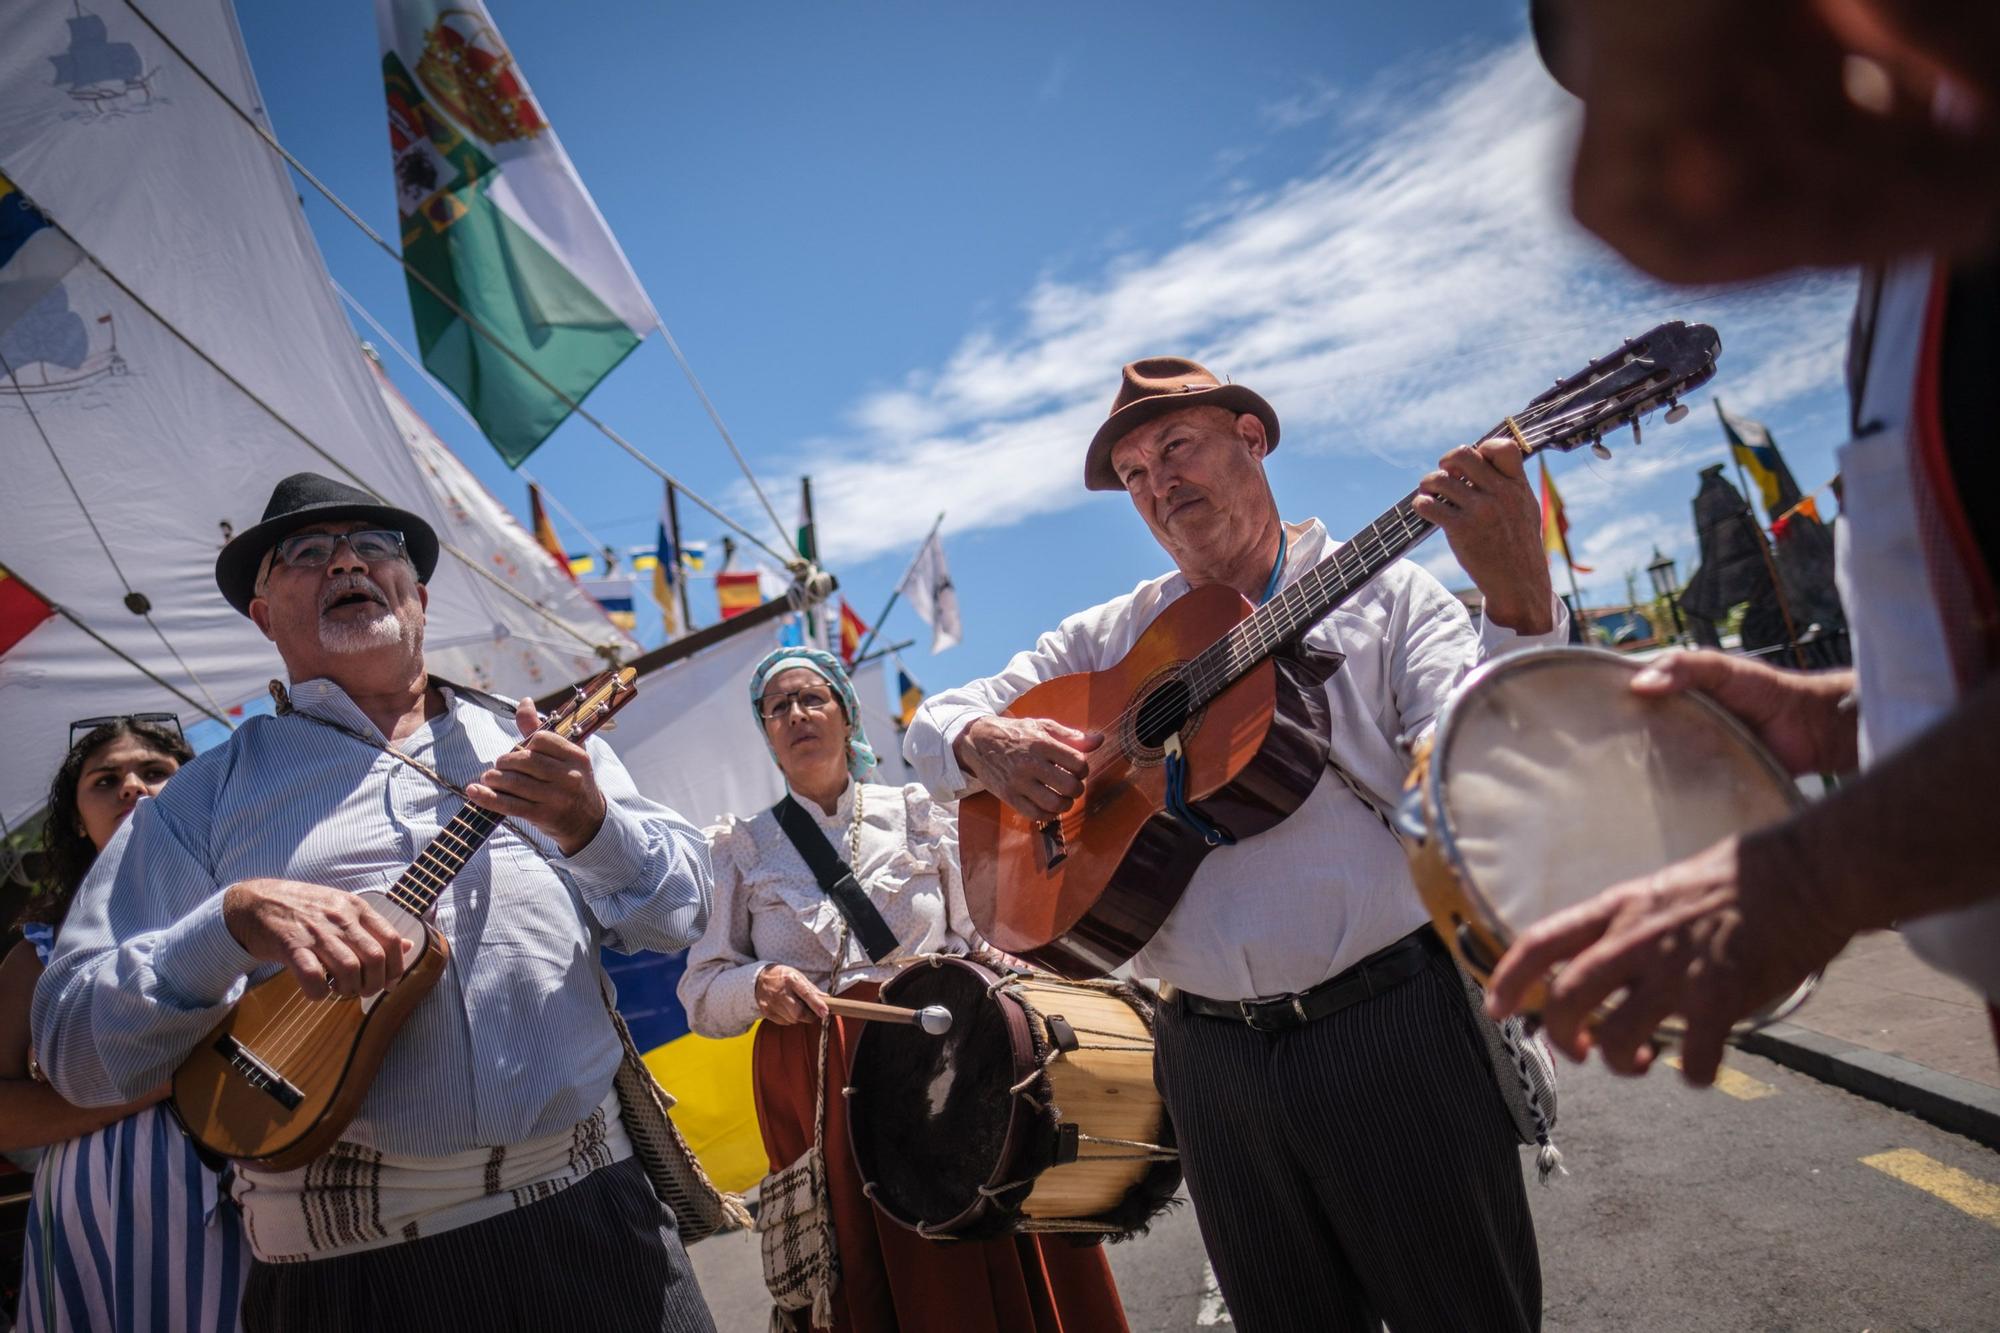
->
xmin=903 ymin=518 xmax=1566 ymax=1001
xmin=678 ymin=780 xmax=982 ymax=1037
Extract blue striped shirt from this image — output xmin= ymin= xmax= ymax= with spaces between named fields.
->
xmin=32 ymin=680 xmax=713 ymax=1156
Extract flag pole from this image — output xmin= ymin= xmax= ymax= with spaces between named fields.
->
xmin=800 ymin=475 xmax=821 ymax=649
xmin=852 ymin=510 xmax=945 ymax=663
xmin=1560 ymin=551 xmax=1593 ymax=643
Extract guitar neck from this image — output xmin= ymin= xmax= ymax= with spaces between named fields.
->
xmin=1187 ymin=490 xmax=1435 ymax=710
xmin=385 ymin=801 xmax=505 ymax=918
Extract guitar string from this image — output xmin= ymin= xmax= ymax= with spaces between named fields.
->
xmin=1050 ymin=391 xmax=1622 ymax=837
xmin=1117 ymin=387 xmax=1623 ymax=748
xmin=250 ymin=782 xmax=509 ymax=1067
xmin=244 ymin=700 xmax=610 ymax=1074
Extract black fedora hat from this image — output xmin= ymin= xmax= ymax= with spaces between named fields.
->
xmin=215 ymin=472 xmax=440 ymax=616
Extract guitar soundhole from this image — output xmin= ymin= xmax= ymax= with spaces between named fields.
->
xmin=1132 ymin=677 xmax=1193 ymax=748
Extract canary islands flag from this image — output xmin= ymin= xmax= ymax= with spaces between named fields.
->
xmin=600 ymin=948 xmax=765 ymax=1193
xmin=652 ymin=496 xmax=679 ymax=637
xmin=379 ymin=0 xmax=656 ymax=466
xmin=1716 ymin=400 xmax=1802 ymax=521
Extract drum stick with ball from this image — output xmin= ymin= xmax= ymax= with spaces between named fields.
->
xmin=821 ymin=995 xmax=953 ymax=1036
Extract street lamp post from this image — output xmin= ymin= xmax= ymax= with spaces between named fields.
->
xmin=1647 ymin=547 xmax=1687 ymax=645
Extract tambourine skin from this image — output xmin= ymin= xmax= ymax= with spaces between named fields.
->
xmin=1395 ymin=646 xmax=1816 ymax=1032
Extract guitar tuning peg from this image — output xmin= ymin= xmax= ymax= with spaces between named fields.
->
xmin=1630 ymin=417 xmax=1643 ymax=446
xmin=1665 ymin=399 xmax=1689 ymax=424
xmin=1592 ymin=441 xmax=1613 ymax=461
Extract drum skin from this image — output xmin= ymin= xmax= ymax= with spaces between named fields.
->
xmin=1400 ymin=647 xmax=1807 ymax=1018
xmin=846 ymin=958 xmax=1180 ymax=1240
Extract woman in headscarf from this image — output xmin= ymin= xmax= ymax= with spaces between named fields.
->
xmin=678 ymin=647 xmax=1128 ymax=1333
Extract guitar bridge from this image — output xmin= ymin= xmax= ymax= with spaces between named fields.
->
xmin=212 ymin=1033 xmax=304 ymax=1110
xmin=1038 ymin=818 xmax=1067 ymax=870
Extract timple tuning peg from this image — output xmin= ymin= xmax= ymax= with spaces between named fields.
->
xmin=1592 ymin=441 xmax=1613 ymax=460
xmin=1665 ymin=399 xmax=1689 ymax=424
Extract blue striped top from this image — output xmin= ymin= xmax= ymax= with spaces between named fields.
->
xmin=17 ymin=926 xmax=249 ymax=1332
xmin=31 ymin=680 xmax=714 ymax=1156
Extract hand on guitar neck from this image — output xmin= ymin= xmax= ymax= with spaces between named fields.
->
xmin=463 ymin=697 xmax=610 ymax=856
xmin=1413 ymin=439 xmax=1557 ymax=635
xmin=953 ymin=716 xmax=1104 ymax=821
xmin=222 ymin=878 xmax=418 ymax=1001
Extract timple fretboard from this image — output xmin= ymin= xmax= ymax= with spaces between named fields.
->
xmin=381 ymin=801 xmax=506 ymax=920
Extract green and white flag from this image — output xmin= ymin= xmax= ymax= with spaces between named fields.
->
xmin=378 ymin=0 xmax=656 ymax=466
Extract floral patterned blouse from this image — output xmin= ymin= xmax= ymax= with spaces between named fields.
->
xmin=677 ymin=780 xmax=983 ymax=1038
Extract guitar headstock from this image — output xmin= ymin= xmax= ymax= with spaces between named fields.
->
xmin=1506 ymin=321 xmax=1721 ymax=459
xmin=541 ymin=667 xmax=638 ymax=745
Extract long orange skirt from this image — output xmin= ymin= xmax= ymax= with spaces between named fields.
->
xmin=752 ymin=982 xmax=1131 ymax=1333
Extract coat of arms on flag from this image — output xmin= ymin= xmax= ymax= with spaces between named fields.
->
xmin=379 ymin=0 xmax=657 ymax=466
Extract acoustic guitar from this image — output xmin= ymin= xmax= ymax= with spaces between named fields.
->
xmin=170 ymin=667 xmax=638 ymax=1171
xmin=960 ymin=322 xmax=1723 ymax=979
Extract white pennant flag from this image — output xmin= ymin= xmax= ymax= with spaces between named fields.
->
xmin=897 ymin=531 xmax=962 ymax=654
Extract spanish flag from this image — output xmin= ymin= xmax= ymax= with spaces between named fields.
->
xmin=527 ymin=484 xmax=575 ymax=580
xmin=1538 ymin=459 xmax=1593 ymax=574
xmin=896 ymin=663 xmax=923 ymax=729
xmin=716 ymin=570 xmax=762 ymax=620
xmin=838 ymin=600 xmax=868 ymax=665
xmin=0 ymin=564 xmax=53 ymax=656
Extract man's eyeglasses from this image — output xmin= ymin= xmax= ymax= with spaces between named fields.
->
xmin=69 ymin=713 xmax=185 ymax=748
xmin=758 ymin=688 xmax=838 ymax=723
xmin=270 ymin=529 xmax=408 ymax=571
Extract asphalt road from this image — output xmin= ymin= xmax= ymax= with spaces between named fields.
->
xmin=687 ymin=1048 xmax=2000 ymax=1331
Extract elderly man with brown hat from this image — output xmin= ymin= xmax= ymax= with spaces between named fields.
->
xmin=905 ymin=360 xmax=1565 ymax=1331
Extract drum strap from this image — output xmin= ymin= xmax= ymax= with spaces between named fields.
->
xmin=772 ymin=795 xmax=901 ymax=964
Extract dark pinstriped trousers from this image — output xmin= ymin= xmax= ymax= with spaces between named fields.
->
xmin=240 ymin=1158 xmax=718 ymax=1333
xmin=1155 ymin=948 xmax=1541 ymax=1332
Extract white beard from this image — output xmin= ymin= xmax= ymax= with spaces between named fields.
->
xmin=318 ymin=601 xmax=420 ymax=655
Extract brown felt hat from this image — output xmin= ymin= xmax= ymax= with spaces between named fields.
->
xmin=1084 ymin=357 xmax=1280 ymax=491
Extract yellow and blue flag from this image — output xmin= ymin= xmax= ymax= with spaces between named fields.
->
xmin=896 ymin=659 xmax=922 ymax=728
xmin=1716 ymin=401 xmax=1801 ymax=521
xmin=600 ymin=949 xmax=765 ymax=1192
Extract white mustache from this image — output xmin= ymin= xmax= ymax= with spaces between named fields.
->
xmin=319 ymin=575 xmax=389 ymax=613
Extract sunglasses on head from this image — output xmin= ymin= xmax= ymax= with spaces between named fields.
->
xmin=69 ymin=713 xmax=185 ymax=749
xmin=269 ymin=528 xmax=408 ymax=571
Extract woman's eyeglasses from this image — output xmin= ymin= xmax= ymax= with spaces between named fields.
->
xmin=758 ymin=688 xmax=837 ymax=722
xmin=69 ymin=713 xmax=185 ymax=748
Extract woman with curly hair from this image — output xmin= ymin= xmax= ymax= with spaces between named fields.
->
xmin=0 ymin=716 xmax=250 ymax=1331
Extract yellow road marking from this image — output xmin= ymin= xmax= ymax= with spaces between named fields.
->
xmin=1660 ymin=1054 xmax=1776 ymax=1100
xmin=1862 ymin=1149 xmax=2000 ymax=1228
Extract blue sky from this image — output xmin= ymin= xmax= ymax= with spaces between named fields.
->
xmin=237 ymin=0 xmax=1855 ymax=703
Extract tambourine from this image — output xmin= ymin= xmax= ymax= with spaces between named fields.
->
xmin=1397 ymin=647 xmax=1817 ymax=1030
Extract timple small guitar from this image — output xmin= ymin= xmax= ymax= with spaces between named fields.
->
xmin=170 ymin=667 xmax=638 ymax=1171
xmin=960 ymin=322 xmax=1723 ymax=979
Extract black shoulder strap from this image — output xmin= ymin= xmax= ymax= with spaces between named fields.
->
xmin=770 ymin=795 xmax=900 ymax=964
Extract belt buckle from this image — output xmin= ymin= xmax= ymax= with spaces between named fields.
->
xmin=1237 ymin=996 xmax=1307 ymax=1032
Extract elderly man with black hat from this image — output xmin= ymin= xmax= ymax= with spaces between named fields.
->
xmin=905 ymin=362 xmax=1566 ymax=1332
xmin=32 ymin=473 xmax=719 ymax=1333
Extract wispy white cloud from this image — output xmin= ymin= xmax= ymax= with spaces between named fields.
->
xmin=782 ymin=37 xmax=1855 ymax=568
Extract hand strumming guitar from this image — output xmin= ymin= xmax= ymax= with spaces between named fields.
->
xmin=222 ymin=878 xmax=416 ymax=1000
xmin=465 ymin=697 xmax=611 ymax=856
xmin=953 ymin=715 xmax=1104 ymax=821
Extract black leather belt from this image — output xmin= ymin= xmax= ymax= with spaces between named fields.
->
xmin=1178 ymin=929 xmax=1437 ymax=1033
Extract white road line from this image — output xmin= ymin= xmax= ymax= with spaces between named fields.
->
xmin=1197 ymin=1261 xmax=1232 ymax=1325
